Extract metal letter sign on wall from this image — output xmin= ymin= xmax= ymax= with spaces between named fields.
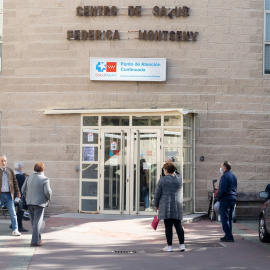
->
xmin=90 ymin=58 xmax=166 ymax=82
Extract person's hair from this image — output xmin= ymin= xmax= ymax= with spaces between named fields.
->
xmin=14 ymin=162 xmax=24 ymax=171
xmin=165 ymin=157 xmax=172 ymax=162
xmin=163 ymin=162 xmax=176 ymax=174
xmin=34 ymin=162 xmax=45 ymax=172
xmin=0 ymin=154 xmax=7 ymax=158
xmin=223 ymin=161 xmax=231 ymax=171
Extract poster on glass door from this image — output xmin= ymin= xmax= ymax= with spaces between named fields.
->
xmin=83 ymin=146 xmax=95 ymax=161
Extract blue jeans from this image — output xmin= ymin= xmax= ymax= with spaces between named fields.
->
xmin=141 ymin=187 xmax=149 ymax=209
xmin=220 ymin=199 xmax=236 ymax=240
xmin=0 ymin=193 xmax=18 ymax=231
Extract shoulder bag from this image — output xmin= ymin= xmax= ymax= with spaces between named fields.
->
xmin=19 ymin=177 xmax=28 ymax=211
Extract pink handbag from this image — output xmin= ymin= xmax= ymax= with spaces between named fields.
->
xmin=151 ymin=214 xmax=159 ymax=230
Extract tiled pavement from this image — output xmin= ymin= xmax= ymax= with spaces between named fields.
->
xmin=0 ymin=214 xmax=269 ymax=270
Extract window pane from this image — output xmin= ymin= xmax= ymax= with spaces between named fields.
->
xmin=265 ymin=44 xmax=270 ymax=74
xmin=183 ymin=200 xmax=192 ymax=214
xmin=164 ymin=115 xmax=181 ymax=126
xmin=82 ymin=129 xmax=99 ymax=144
xmin=164 ymin=129 xmax=181 ymax=145
xmin=82 ymin=146 xmax=98 ymax=161
xmin=83 ymin=116 xmax=98 ymax=126
xmin=183 ymin=182 xmax=192 ymax=198
xmin=164 ymin=147 xmax=181 ymax=162
xmin=183 ymin=164 xmax=192 ymax=180
xmin=82 ymin=164 xmax=98 ymax=179
xmin=266 ymin=0 xmax=270 ymax=10
xmin=183 ymin=116 xmax=192 ymax=127
xmin=0 ymin=43 xmax=1 ymax=73
xmin=82 ymin=182 xmax=98 ymax=197
xmin=81 ymin=199 xmax=97 ymax=211
xmin=0 ymin=11 xmax=2 ymax=41
xmin=183 ymin=147 xmax=192 ymax=162
xmin=132 ymin=116 xmax=161 ymax=126
xmin=266 ymin=14 xmax=270 ymax=41
xmin=183 ymin=129 xmax=192 ymax=145
xmin=101 ymin=116 xmax=129 ymax=126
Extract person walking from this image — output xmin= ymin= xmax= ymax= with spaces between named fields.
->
xmin=154 ymin=162 xmax=185 ymax=252
xmin=22 ymin=162 xmax=52 ymax=247
xmin=0 ymin=154 xmax=21 ymax=236
xmin=13 ymin=162 xmax=28 ymax=232
xmin=218 ymin=161 xmax=237 ymax=242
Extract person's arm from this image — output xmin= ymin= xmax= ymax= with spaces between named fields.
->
xmin=154 ymin=179 xmax=162 ymax=209
xmin=43 ymin=179 xmax=52 ymax=201
xmin=21 ymin=181 xmax=26 ymax=196
xmin=217 ymin=176 xmax=227 ymax=201
xmin=12 ymin=172 xmax=21 ymax=198
xmin=21 ymin=176 xmax=29 ymax=197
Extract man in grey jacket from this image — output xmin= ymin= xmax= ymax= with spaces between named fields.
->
xmin=22 ymin=162 xmax=52 ymax=247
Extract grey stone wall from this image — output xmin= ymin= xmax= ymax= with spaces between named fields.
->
xmin=0 ymin=1 xmax=269 ymax=214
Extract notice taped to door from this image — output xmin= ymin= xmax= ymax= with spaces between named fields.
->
xmin=111 ymin=141 xmax=117 ymax=150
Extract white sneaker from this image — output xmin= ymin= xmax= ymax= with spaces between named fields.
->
xmin=12 ymin=230 xmax=21 ymax=236
xmin=179 ymin=244 xmax=185 ymax=252
xmin=163 ymin=245 xmax=173 ymax=252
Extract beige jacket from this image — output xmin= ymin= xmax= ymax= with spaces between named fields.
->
xmin=0 ymin=167 xmax=20 ymax=200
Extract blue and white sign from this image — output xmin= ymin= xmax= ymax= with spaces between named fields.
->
xmin=90 ymin=58 xmax=166 ymax=81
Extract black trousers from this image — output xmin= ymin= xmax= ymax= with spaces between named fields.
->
xmin=16 ymin=207 xmax=24 ymax=228
xmin=164 ymin=218 xmax=185 ymax=245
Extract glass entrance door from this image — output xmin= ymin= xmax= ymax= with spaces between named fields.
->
xmin=100 ymin=130 xmax=130 ymax=214
xmin=131 ymin=130 xmax=160 ymax=214
xmin=100 ymin=129 xmax=160 ymax=214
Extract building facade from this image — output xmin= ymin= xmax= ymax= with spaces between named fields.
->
xmin=0 ymin=1 xmax=269 ymax=216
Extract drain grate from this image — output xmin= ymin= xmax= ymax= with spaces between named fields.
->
xmin=112 ymin=250 xmax=145 ymax=254
xmin=112 ymin=243 xmax=224 ymax=254
xmin=113 ymin=250 xmax=136 ymax=254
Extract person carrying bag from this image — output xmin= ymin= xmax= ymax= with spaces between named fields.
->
xmin=21 ymin=162 xmax=52 ymax=247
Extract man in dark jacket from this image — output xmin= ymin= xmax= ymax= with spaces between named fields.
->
xmin=217 ymin=161 xmax=237 ymax=242
xmin=14 ymin=162 xmax=28 ymax=232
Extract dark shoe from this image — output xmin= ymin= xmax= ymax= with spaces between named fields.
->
xmin=38 ymin=240 xmax=42 ymax=245
xmin=19 ymin=227 xmax=28 ymax=232
xmin=30 ymin=243 xmax=42 ymax=247
xmin=220 ymin=237 xmax=234 ymax=242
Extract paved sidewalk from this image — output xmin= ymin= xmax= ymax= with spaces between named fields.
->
xmin=1 ymin=214 xmax=270 ymax=270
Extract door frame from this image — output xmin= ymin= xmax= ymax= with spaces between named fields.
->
xmin=129 ymin=128 xmax=161 ymax=215
xmin=99 ymin=128 xmax=161 ymax=215
xmin=99 ymin=128 xmax=131 ymax=214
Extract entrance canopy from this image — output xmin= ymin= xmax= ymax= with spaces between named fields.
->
xmin=44 ymin=108 xmax=196 ymax=115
